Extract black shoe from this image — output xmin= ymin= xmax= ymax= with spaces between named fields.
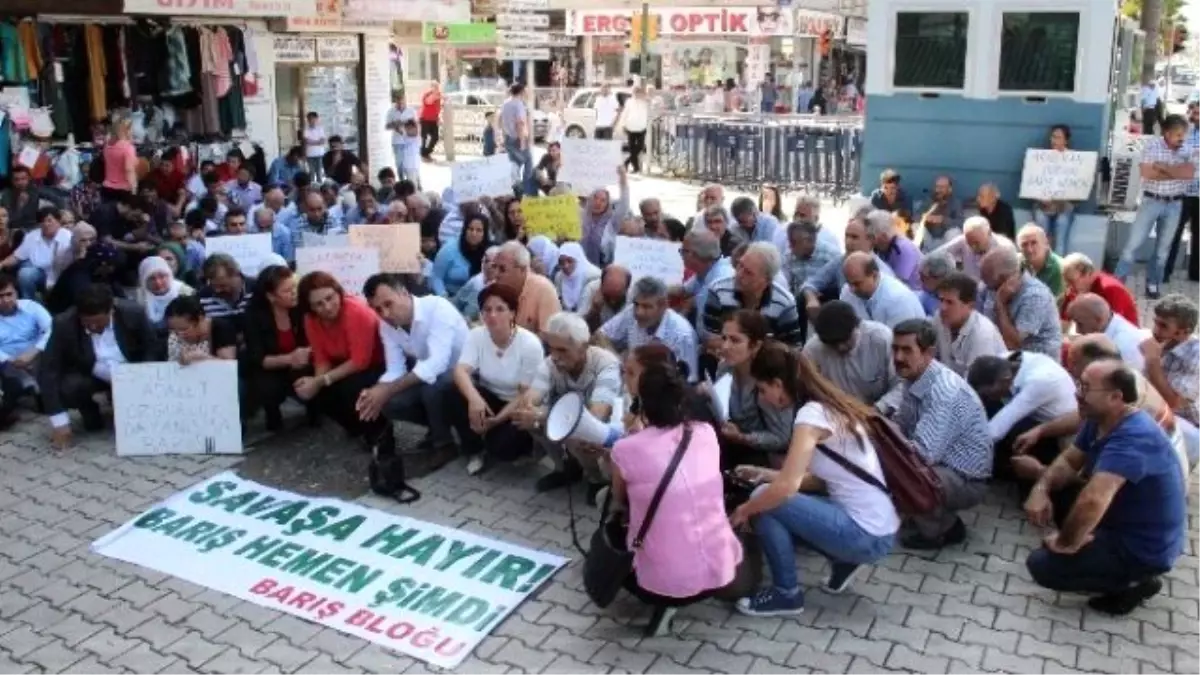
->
xmin=826 ymin=563 xmax=862 ymax=594
xmin=80 ymin=404 xmax=105 ymax=432
xmin=1087 ymin=577 xmax=1163 ymax=615
xmin=902 ymin=517 xmax=967 ymax=550
xmin=535 ymin=463 xmax=583 ymax=493
xmin=305 ymin=406 xmax=321 ymax=427
xmin=586 ymin=481 xmax=607 ymax=507
xmin=264 ymin=406 xmax=283 ymax=432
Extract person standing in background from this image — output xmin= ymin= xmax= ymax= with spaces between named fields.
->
xmin=386 ymin=93 xmax=418 ymax=184
xmin=419 ymin=83 xmax=443 ymax=161
xmin=1140 ymin=78 xmax=1161 ymax=136
xmin=1164 ymin=101 xmax=1199 ymax=284
xmin=302 ymin=112 xmax=327 ymax=180
xmin=619 ymin=87 xmax=650 ymax=174
xmin=101 ymin=117 xmax=138 ymax=202
xmin=593 ymin=84 xmax=621 ymax=140
xmin=500 ymin=83 xmax=537 ymax=198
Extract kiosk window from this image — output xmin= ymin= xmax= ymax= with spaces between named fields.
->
xmin=893 ymin=12 xmax=969 ymax=89
xmin=999 ymin=12 xmax=1080 ymax=93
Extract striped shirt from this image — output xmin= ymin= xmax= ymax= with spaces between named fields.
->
xmin=702 ymin=276 xmax=805 ymax=347
xmin=601 ymin=307 xmax=699 ymax=383
xmin=198 ymin=282 xmax=253 ymax=320
xmin=1140 ymin=135 xmax=1194 ymax=197
xmin=894 ymin=360 xmax=993 ymax=480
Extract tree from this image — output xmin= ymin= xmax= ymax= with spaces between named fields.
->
xmin=1121 ymin=0 xmax=1189 ymax=79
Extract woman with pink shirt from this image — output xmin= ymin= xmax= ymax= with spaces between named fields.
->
xmin=609 ymin=361 xmax=742 ymax=636
xmin=101 ymin=118 xmax=138 ymax=201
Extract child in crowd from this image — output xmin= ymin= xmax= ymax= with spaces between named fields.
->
xmin=398 ymin=119 xmax=422 ymax=189
xmin=482 ymin=111 xmax=498 ymax=157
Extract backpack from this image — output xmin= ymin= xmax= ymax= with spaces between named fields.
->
xmin=816 ymin=413 xmax=943 ymax=516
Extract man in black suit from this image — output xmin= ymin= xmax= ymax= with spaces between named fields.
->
xmin=39 ymin=285 xmax=162 ymax=449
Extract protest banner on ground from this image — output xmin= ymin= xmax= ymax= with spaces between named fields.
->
xmin=348 ymin=224 xmax=420 ymax=273
xmin=112 ymin=361 xmax=243 ymax=456
xmin=557 ymin=138 xmax=624 ymax=195
xmin=91 ymin=472 xmax=568 ymax=669
xmin=521 ymin=195 xmax=581 ymax=240
xmin=301 ymin=232 xmax=350 ymax=248
xmin=205 ymin=233 xmax=274 ymax=276
xmin=613 ymin=235 xmax=684 ymax=287
xmin=296 ymin=246 xmax=380 ymax=296
xmin=451 ymin=154 xmax=513 ymax=201
xmin=1018 ymin=149 xmax=1098 ymax=202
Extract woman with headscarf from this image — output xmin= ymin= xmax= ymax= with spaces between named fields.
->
xmin=45 ymin=241 xmax=126 ymax=314
xmin=137 ymin=256 xmax=193 ymax=335
xmin=526 ymin=235 xmax=559 ymax=278
xmin=553 ymin=241 xmax=600 ymax=312
xmin=155 ymin=241 xmax=200 ymax=288
xmin=580 ymin=165 xmax=630 ymax=265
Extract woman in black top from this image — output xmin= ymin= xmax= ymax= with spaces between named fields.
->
xmin=535 ymin=142 xmax=561 ymax=194
xmin=163 ymin=295 xmax=239 ymax=363
xmin=243 ymin=265 xmax=314 ymax=431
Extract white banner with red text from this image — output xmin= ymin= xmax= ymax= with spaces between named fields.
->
xmin=123 ymin=0 xmax=319 ymax=17
xmin=566 ymin=7 xmax=843 ymax=38
xmin=92 ymin=472 xmax=568 ymax=669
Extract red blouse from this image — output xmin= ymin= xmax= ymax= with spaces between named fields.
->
xmin=303 ymin=295 xmax=384 ymax=372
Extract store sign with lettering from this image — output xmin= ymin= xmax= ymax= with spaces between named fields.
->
xmin=124 ymin=0 xmax=319 ymax=16
xmin=274 ymin=36 xmax=318 ymax=62
xmin=343 ymin=0 xmax=469 ymax=23
xmin=794 ymin=10 xmax=844 ymax=38
xmin=283 ymin=0 xmax=391 ymax=31
xmin=317 ymin=36 xmax=361 ymax=62
xmin=565 ymin=7 xmax=796 ymax=37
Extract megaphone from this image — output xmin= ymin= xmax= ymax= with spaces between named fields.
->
xmin=546 ymin=392 xmax=622 ymax=448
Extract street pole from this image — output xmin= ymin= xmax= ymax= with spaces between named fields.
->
xmin=440 ymin=47 xmax=456 ymax=162
xmin=1140 ymin=0 xmax=1163 ymax=83
xmin=640 ymin=2 xmax=650 ymax=85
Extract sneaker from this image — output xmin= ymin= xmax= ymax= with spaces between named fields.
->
xmin=1087 ymin=577 xmax=1163 ymax=615
xmin=826 ymin=563 xmax=862 ymax=594
xmin=902 ymin=517 xmax=967 ymax=550
xmin=1147 ymin=284 xmax=1161 ymax=300
xmin=466 ymin=456 xmax=485 ymax=476
xmin=735 ymin=588 xmax=805 ymax=617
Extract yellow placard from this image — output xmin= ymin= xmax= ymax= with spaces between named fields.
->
xmin=348 ymin=224 xmax=421 ymax=274
xmin=520 ymin=195 xmax=581 ymax=241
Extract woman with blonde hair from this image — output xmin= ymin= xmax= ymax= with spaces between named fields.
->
xmin=101 ymin=117 xmax=138 ymax=201
xmin=732 ymin=341 xmax=898 ymax=617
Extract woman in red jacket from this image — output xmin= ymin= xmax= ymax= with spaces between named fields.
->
xmin=295 ymin=271 xmax=388 ymax=449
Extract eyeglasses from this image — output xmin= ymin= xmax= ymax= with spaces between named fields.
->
xmin=1077 ymin=383 xmax=1115 ymax=396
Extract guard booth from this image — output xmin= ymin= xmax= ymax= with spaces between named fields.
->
xmin=859 ymin=0 xmax=1122 ymax=260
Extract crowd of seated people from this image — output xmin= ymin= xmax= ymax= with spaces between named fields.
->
xmin=0 ymin=115 xmax=1195 ymax=633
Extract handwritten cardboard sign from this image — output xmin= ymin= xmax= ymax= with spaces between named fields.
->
xmin=296 ymin=246 xmax=381 ymax=297
xmin=348 ymin=224 xmax=420 ymax=273
xmin=613 ymin=235 xmax=684 ymax=287
xmin=521 ymin=195 xmax=581 ymax=240
xmin=558 ymin=138 xmax=624 ymax=195
xmin=301 ymin=232 xmax=350 ymax=248
xmin=112 ymin=361 xmax=243 ymax=457
xmin=1018 ymin=149 xmax=1098 ymax=202
xmin=204 ymin=233 xmax=275 ymax=277
xmin=452 ymin=154 xmax=514 ymax=201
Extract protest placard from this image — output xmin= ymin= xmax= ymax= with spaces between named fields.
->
xmin=521 ymin=195 xmax=581 ymax=240
xmin=301 ymin=231 xmax=350 ymax=248
xmin=112 ymin=361 xmax=243 ymax=457
xmin=451 ymin=154 xmax=513 ymax=201
xmin=296 ymin=246 xmax=380 ymax=296
xmin=205 ymin=233 xmax=274 ymax=276
xmin=92 ymin=472 xmax=568 ymax=669
xmin=613 ymin=235 xmax=684 ymax=287
xmin=557 ymin=138 xmax=624 ymax=194
xmin=1018 ymin=149 xmax=1098 ymax=202
xmin=348 ymin=224 xmax=420 ymax=273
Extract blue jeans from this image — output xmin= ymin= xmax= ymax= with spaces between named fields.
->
xmin=1032 ymin=207 xmax=1076 ymax=255
xmin=504 ymin=138 xmax=536 ymax=198
xmin=16 ymin=264 xmax=45 ymax=300
xmin=1027 ymin=528 xmax=1166 ymax=595
xmin=1114 ymin=197 xmax=1184 ymax=287
xmin=752 ymin=492 xmax=895 ymax=598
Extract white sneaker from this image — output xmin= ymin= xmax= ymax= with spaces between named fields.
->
xmin=466 ymin=456 xmax=485 ymax=476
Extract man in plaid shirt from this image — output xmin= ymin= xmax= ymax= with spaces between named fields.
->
xmin=1114 ymin=114 xmax=1197 ymax=298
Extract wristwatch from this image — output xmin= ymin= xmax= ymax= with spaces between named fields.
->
xmin=321 ymin=374 xmax=332 ymax=387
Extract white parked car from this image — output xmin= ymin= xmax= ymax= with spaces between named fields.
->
xmin=445 ymin=90 xmax=549 ymax=142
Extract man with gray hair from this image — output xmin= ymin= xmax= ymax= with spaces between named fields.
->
xmin=917 ymin=249 xmax=956 ymax=316
xmin=730 ymin=196 xmax=781 ymax=245
xmin=703 ymin=241 xmax=806 ymax=347
xmin=979 ymin=247 xmax=1062 ymax=360
xmin=785 ymin=193 xmax=843 ymax=254
xmin=514 ymin=311 xmax=623 ymax=499
xmin=865 ymin=208 xmax=922 ymax=290
xmin=700 ymin=204 xmax=744 ymax=257
xmin=783 ymin=220 xmax=840 ymax=299
xmin=494 ymin=240 xmax=562 ymax=332
xmin=799 ymin=215 xmax=895 ymax=315
xmin=639 ymin=197 xmax=664 ymax=236
xmin=690 ymin=184 xmax=730 ymax=231
xmin=1145 ymin=293 xmax=1199 ymax=468
xmin=600 ymin=276 xmax=698 ymax=381
xmin=253 ymin=204 xmax=295 ymax=263
xmin=673 ymin=229 xmax=734 ymax=332
xmin=932 ymin=215 xmax=1016 ymax=280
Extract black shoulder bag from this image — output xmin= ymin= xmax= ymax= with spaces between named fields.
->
xmin=582 ymin=424 xmax=693 ymax=608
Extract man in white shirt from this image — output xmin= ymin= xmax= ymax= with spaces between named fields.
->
xmin=1140 ymin=78 xmax=1160 ymax=135
xmin=303 ymin=112 xmax=327 ymax=180
xmin=39 ymin=285 xmax=161 ymax=449
xmin=1067 ymin=293 xmax=1151 ymax=371
xmin=359 ymin=274 xmax=468 ymax=459
xmin=931 ymin=216 xmax=1016 ymax=280
xmin=935 ymin=271 xmax=1006 ymax=376
xmin=968 ymin=351 xmax=1077 ymax=451
xmin=0 ymin=206 xmax=73 ymax=299
xmin=593 ymin=85 xmax=621 ymax=140
xmin=840 ymin=252 xmax=926 ymax=328
xmin=385 ymin=93 xmax=418 ymax=183
xmin=599 ymin=276 xmax=698 ymax=382
xmin=0 ymin=275 xmax=51 ymax=427
xmin=618 ymin=87 xmax=651 ymax=173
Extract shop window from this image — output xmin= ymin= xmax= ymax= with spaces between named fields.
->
xmin=405 ymin=48 xmax=440 ymax=82
xmin=892 ymin=12 xmax=969 ymax=89
xmin=998 ymin=12 xmax=1080 ymax=93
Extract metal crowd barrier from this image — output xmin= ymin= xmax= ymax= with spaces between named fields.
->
xmin=650 ymin=113 xmax=865 ymax=201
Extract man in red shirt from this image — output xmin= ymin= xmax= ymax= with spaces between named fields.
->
xmin=1061 ymin=252 xmax=1139 ymax=325
xmin=419 ymin=83 xmax=443 ymax=161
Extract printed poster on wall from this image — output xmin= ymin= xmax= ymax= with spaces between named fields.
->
xmin=1018 ymin=149 xmax=1099 ymax=202
xmin=91 ymin=472 xmax=568 ymax=669
xmin=557 ymin=139 xmax=624 ymax=195
xmin=112 ymin=362 xmax=243 ymax=457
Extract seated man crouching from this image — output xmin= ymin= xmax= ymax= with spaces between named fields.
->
xmin=513 ymin=312 xmax=622 ymax=503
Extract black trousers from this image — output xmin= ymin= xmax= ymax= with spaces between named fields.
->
xmin=308 ymin=366 xmax=387 ymax=440
xmin=1142 ymin=107 xmax=1159 ymax=135
xmin=626 ymin=131 xmax=647 ymax=173
xmin=448 ymin=384 xmax=532 ymax=460
xmin=419 ymin=121 xmax=439 ymax=158
xmin=1164 ymin=195 xmax=1199 ymax=282
xmin=0 ymin=369 xmax=27 ymax=415
xmin=594 ymin=127 xmax=614 ymax=140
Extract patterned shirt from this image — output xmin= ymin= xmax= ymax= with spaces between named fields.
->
xmin=529 ymin=345 xmax=623 ymax=408
xmin=1186 ymin=125 xmax=1199 ymax=198
xmin=1140 ymin=135 xmax=1195 ymax=197
xmin=702 ymin=276 xmax=805 ymax=347
xmin=894 ymin=360 xmax=993 ymax=479
xmin=600 ymin=306 xmax=699 ymax=382
xmin=1162 ymin=336 xmax=1199 ymax=425
xmin=289 ymin=207 xmax=346 ymax=252
xmin=69 ymin=183 xmax=101 ymax=221
xmin=784 ymin=241 xmax=840 ymax=298
xmin=980 ymin=274 xmax=1063 ymax=361
xmin=225 ymin=180 xmax=263 ymax=209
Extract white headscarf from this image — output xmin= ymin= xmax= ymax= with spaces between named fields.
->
xmin=527 ymin=235 xmax=560 ymax=277
xmin=139 ymin=256 xmax=184 ymax=323
xmin=557 ymin=242 xmax=598 ymax=311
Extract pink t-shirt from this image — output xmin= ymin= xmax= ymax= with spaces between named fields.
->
xmin=102 ymin=140 xmax=137 ymax=191
xmin=611 ymin=422 xmax=742 ymax=598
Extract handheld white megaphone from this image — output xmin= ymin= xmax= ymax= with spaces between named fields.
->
xmin=546 ymin=392 xmax=622 ymax=448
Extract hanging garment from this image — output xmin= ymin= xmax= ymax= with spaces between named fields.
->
xmin=117 ymin=26 xmax=131 ymax=101
xmin=219 ymin=27 xmax=247 ymax=133
xmin=210 ymin=28 xmax=233 ymax=97
xmin=65 ymin=26 xmax=92 ymax=140
xmin=0 ymin=23 xmax=28 ymax=83
xmin=163 ymin=26 xmax=192 ymax=98
xmin=38 ymin=24 xmax=69 ymax=137
xmin=241 ymin=27 xmax=259 ymax=97
xmin=84 ymin=24 xmax=107 ymax=122
xmin=17 ymin=20 xmax=41 ymax=81
xmin=101 ymin=25 xmax=129 ymax=110
xmin=198 ymin=29 xmax=221 ymax=134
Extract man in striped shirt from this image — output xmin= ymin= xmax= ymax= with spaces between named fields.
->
xmin=197 ymin=254 xmax=253 ymax=320
xmin=701 ymin=242 xmax=805 ymax=348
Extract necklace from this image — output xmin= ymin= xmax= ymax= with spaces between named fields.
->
xmin=493 ymin=327 xmax=516 ymax=358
